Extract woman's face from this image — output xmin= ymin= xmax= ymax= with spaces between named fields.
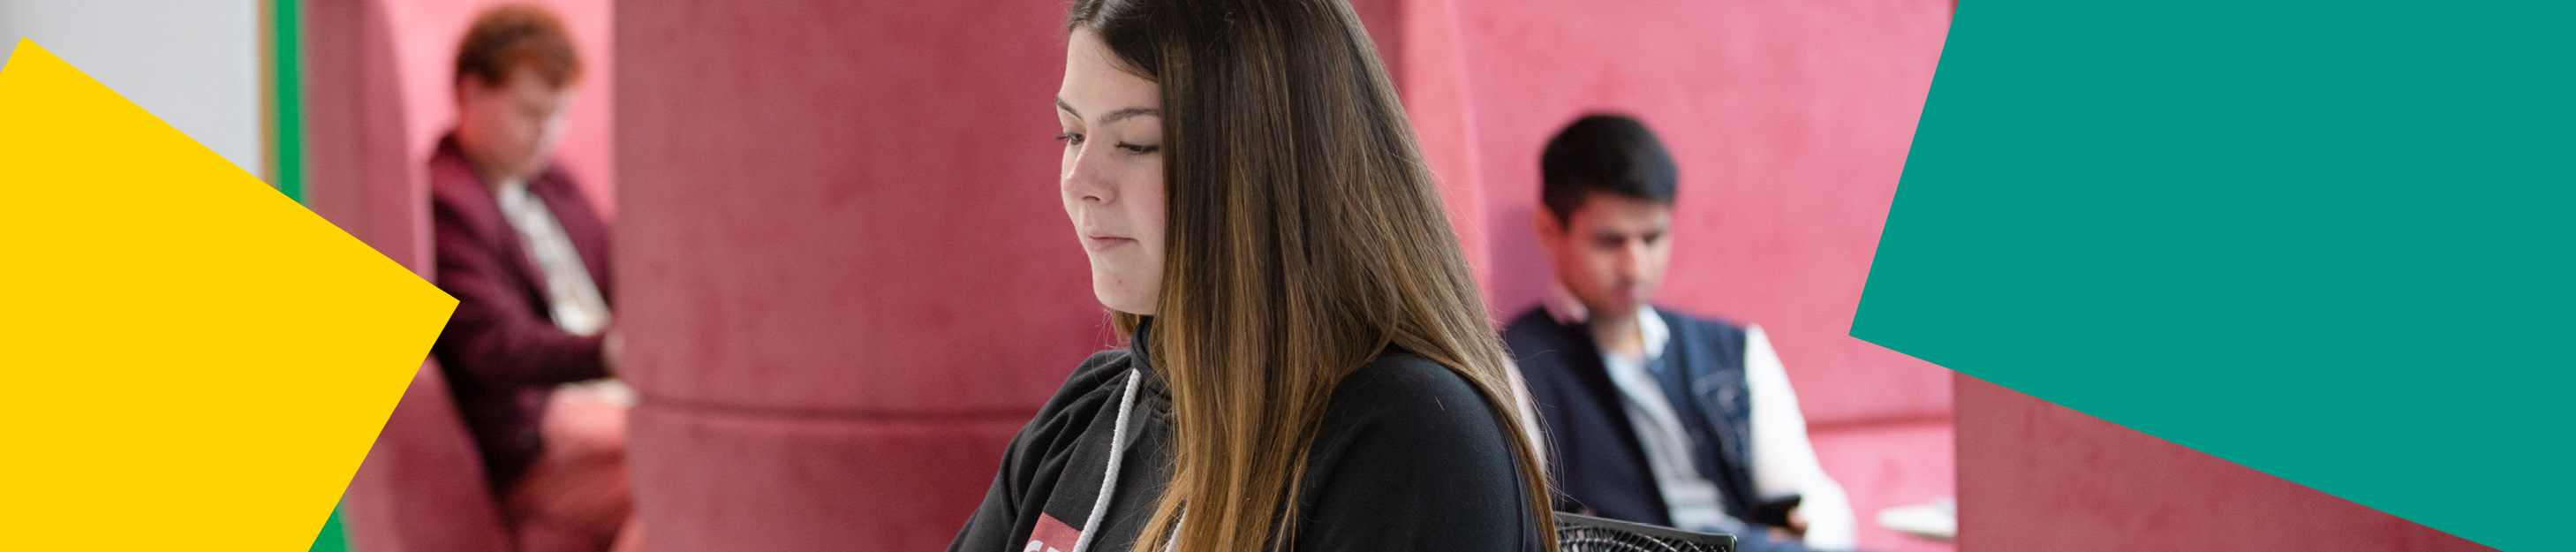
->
xmin=1057 ymin=29 xmax=1167 ymax=315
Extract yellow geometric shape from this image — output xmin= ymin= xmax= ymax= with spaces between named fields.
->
xmin=0 ymin=39 xmax=455 ymax=550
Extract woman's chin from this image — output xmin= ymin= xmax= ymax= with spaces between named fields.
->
xmin=1090 ymin=284 xmax=1156 ymax=316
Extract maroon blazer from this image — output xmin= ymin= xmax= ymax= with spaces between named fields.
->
xmin=427 ymin=133 xmax=615 ymax=490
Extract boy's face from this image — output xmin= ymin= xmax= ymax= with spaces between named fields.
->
xmin=1537 ymin=192 xmax=1674 ymax=321
xmin=456 ymin=67 xmax=573 ymax=182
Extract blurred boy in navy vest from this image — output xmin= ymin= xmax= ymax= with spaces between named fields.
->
xmin=427 ymin=5 xmax=638 ymax=551
xmin=1505 ymin=114 xmax=1854 ymax=551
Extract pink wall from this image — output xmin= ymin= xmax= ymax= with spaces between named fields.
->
xmin=384 ymin=0 xmax=616 ymax=214
xmin=1957 ymin=374 xmax=2493 ymax=551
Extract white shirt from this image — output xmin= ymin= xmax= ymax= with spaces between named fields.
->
xmin=494 ymin=177 xmax=611 ymax=336
xmin=1545 ymin=286 xmax=1856 ymax=550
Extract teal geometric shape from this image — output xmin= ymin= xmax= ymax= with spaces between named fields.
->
xmin=1853 ymin=1 xmax=2570 ymax=550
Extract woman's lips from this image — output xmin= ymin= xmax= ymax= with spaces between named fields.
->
xmin=1084 ymin=235 xmax=1136 ymax=252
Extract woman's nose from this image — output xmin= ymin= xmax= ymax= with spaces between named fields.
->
xmin=1061 ymin=147 xmax=1113 ymax=203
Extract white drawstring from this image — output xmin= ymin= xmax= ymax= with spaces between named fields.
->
xmin=1069 ymin=369 xmax=1143 ymax=552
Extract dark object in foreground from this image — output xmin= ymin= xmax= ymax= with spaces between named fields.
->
xmin=1557 ymin=512 xmax=1738 ymax=552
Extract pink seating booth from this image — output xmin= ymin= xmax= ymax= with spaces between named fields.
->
xmin=304 ymin=2 xmax=515 ymax=550
xmin=304 ymin=1 xmax=615 ymax=550
xmin=340 ymin=363 xmax=517 ymax=552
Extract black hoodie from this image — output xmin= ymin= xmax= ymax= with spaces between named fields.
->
xmin=947 ymin=321 xmax=1543 ymax=552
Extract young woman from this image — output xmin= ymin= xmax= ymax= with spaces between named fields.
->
xmin=946 ymin=0 xmax=1557 ymax=551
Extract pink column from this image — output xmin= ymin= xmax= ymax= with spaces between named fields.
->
xmin=614 ymin=2 xmax=1107 ymax=549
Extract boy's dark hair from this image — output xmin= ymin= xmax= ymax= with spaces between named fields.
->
xmin=453 ymin=4 xmax=582 ymax=90
xmin=1539 ymin=113 xmax=1678 ymax=225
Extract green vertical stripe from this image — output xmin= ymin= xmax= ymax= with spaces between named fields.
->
xmin=270 ymin=0 xmax=302 ymax=203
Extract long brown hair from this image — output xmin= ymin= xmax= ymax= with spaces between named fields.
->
xmin=1069 ymin=0 xmax=1558 ymax=550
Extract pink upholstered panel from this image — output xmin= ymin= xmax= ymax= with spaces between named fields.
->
xmin=303 ymin=0 xmax=426 ymax=279
xmin=1811 ymin=422 xmax=1956 ymax=552
xmin=1389 ymin=0 xmax=1499 ymax=291
xmin=309 ymin=1 xmax=517 ymax=550
xmin=344 ymin=363 xmax=517 ymax=552
xmin=625 ymin=405 xmax=1024 ymax=551
xmin=616 ymin=0 xmax=1103 ymax=415
xmin=1956 ymin=374 xmax=2493 ymax=551
xmin=616 ymin=1 xmax=1108 ymax=549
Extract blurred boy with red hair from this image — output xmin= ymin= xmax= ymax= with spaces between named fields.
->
xmin=427 ymin=5 xmax=637 ymax=551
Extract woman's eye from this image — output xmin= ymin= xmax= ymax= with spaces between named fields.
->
xmin=1054 ymin=132 xmax=1085 ymax=146
xmin=1117 ymin=142 xmax=1160 ymax=155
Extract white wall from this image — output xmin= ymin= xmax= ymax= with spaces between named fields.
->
xmin=0 ymin=0 xmax=266 ymax=180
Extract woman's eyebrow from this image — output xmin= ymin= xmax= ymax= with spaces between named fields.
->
xmin=1056 ymin=97 xmax=1158 ymax=125
xmin=1099 ymin=107 xmax=1160 ymax=125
